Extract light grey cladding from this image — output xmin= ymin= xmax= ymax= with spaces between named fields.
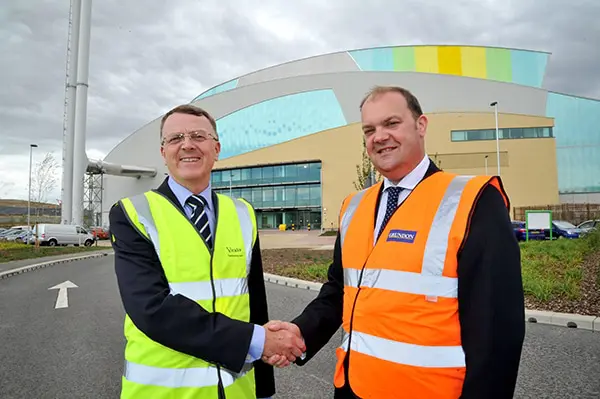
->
xmin=237 ymin=51 xmax=360 ymax=87
xmin=331 ymin=72 xmax=549 ymax=121
xmin=194 ymin=71 xmax=548 ymax=124
xmin=102 ymin=117 xmax=168 ymax=216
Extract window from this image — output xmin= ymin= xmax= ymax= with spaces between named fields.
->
xmin=579 ymin=221 xmax=594 ymax=229
xmin=451 ymin=131 xmax=466 ymax=141
xmin=273 ymin=165 xmax=285 ymax=183
xmin=251 ymin=167 xmax=262 ymax=184
xmin=262 ymin=166 xmax=274 ymax=184
xmin=273 ymin=187 xmax=285 ymax=207
xmin=284 ymin=187 xmax=296 ymax=206
xmin=284 ymin=164 xmax=298 ymax=182
xmin=211 ymin=162 xmax=322 ymax=210
xmin=451 ymin=126 xmax=554 ymax=142
xmin=262 ymin=187 xmax=274 ymax=207
xmin=309 ymin=185 xmax=321 ymax=206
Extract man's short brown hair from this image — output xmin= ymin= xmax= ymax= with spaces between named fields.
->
xmin=159 ymin=104 xmax=218 ymax=137
xmin=359 ymin=86 xmax=423 ymax=120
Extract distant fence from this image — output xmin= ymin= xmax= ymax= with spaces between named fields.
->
xmin=513 ymin=203 xmax=600 ymax=225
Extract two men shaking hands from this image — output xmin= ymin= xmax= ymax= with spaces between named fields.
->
xmin=261 ymin=321 xmax=304 ymax=368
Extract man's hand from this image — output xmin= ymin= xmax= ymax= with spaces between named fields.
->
xmin=261 ymin=321 xmax=305 ymax=368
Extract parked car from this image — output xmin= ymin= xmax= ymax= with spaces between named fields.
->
xmin=3 ymin=230 xmax=29 ymax=242
xmin=577 ymin=219 xmax=599 ymax=235
xmin=90 ymin=227 xmax=110 ymax=240
xmin=0 ymin=228 xmax=24 ymax=238
xmin=512 ymin=221 xmax=545 ymax=241
xmin=545 ymin=220 xmax=582 ymax=239
xmin=33 ymin=224 xmax=95 ymax=247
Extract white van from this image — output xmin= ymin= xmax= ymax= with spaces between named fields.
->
xmin=34 ymin=224 xmax=95 ymax=247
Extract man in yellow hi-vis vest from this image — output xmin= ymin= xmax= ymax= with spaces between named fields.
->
xmin=109 ymin=104 xmax=306 ymax=399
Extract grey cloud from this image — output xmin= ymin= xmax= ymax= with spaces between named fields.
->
xmin=1 ymin=0 xmax=598 ymax=201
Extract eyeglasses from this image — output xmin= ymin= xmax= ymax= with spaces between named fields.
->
xmin=161 ymin=130 xmax=218 ymax=146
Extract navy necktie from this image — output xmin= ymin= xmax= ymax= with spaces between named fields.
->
xmin=186 ymin=195 xmax=213 ymax=250
xmin=377 ymin=186 xmax=403 ymax=240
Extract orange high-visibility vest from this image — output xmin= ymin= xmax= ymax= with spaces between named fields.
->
xmin=333 ymin=171 xmax=509 ymax=399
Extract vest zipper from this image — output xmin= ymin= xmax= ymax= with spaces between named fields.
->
xmin=345 ymin=213 xmax=393 ymax=391
xmin=344 ymin=259 xmax=369 ymax=391
xmin=152 ymin=191 xmax=226 ymax=397
xmin=209 ymin=213 xmax=226 ymax=399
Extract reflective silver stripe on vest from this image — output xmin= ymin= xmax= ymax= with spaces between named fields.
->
xmin=339 ymin=330 xmax=465 ymax=368
xmin=344 ymin=267 xmax=459 ymax=297
xmin=340 ymin=188 xmax=368 ymax=247
xmin=232 ymin=198 xmax=254 ymax=275
xmin=169 ymin=278 xmax=248 ymax=301
xmin=124 ymin=360 xmax=252 ymax=388
xmin=128 ymin=194 xmax=254 ymax=300
xmin=129 ymin=194 xmax=161 ymax=258
xmin=342 ymin=175 xmax=474 ymax=299
xmin=421 ymin=175 xmax=473 ymax=277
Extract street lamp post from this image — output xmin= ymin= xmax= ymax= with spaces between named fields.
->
xmin=28 ymin=144 xmax=38 ymax=230
xmin=490 ymin=101 xmax=500 ymax=176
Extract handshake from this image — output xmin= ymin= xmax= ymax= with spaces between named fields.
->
xmin=261 ymin=320 xmax=306 ymax=368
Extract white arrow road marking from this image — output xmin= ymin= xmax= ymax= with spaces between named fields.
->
xmin=48 ymin=280 xmax=78 ymax=309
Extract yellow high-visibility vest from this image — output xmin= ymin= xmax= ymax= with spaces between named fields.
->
xmin=119 ymin=190 xmax=257 ymax=399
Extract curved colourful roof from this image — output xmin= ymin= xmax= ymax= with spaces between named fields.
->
xmin=192 ymin=44 xmax=550 ymax=101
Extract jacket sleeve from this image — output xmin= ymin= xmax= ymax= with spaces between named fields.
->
xmin=291 ymin=231 xmax=345 ymax=365
xmin=109 ymin=201 xmax=254 ymax=373
xmin=247 ymin=234 xmax=276 ymax=398
xmin=457 ymin=184 xmax=526 ymax=399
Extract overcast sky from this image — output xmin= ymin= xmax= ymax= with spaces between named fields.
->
xmin=1 ymin=0 xmax=598 ymax=202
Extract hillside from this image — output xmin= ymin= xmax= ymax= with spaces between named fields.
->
xmin=0 ymin=199 xmax=59 ymax=209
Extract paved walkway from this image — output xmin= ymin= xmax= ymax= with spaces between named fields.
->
xmin=258 ymin=229 xmax=336 ymax=249
xmin=2 ymin=256 xmax=598 ymax=399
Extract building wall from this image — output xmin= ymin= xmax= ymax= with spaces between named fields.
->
xmin=425 ymin=112 xmax=559 ymax=214
xmin=191 ymin=45 xmax=549 ymax=101
xmin=213 ymin=124 xmax=364 ymax=230
xmin=546 ymin=92 xmax=600 ymax=194
xmin=213 ymin=112 xmax=559 ymax=228
xmin=190 ymin=72 xmax=548 ymax=161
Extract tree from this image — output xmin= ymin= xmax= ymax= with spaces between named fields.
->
xmin=353 ymin=140 xmax=382 ymax=190
xmin=31 ymin=152 xmax=59 ymax=205
xmin=432 ymin=152 xmax=443 ymax=169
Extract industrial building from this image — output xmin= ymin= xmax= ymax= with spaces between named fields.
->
xmin=98 ymin=44 xmax=600 ymax=230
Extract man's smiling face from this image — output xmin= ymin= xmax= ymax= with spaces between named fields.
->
xmin=160 ymin=112 xmax=221 ymax=189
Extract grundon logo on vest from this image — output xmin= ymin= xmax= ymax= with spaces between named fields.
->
xmin=386 ymin=229 xmax=417 ymax=243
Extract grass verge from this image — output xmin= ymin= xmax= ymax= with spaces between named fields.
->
xmin=0 ymin=241 xmax=106 ymax=263
xmin=262 ymin=229 xmax=600 ymax=314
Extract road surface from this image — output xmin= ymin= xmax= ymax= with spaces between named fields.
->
xmin=0 ymin=255 xmax=598 ymax=398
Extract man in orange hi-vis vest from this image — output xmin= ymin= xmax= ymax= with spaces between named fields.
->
xmin=264 ymin=86 xmax=525 ymax=398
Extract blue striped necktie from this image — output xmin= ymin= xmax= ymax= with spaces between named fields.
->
xmin=377 ymin=186 xmax=403 ymax=239
xmin=186 ymin=195 xmax=213 ymax=250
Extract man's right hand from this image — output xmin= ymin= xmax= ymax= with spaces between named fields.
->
xmin=262 ymin=321 xmax=305 ymax=368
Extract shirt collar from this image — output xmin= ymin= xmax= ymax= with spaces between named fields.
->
xmin=167 ymin=176 xmax=213 ymax=211
xmin=382 ymin=153 xmax=430 ymax=192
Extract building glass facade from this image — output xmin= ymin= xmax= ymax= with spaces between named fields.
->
xmin=211 ymin=161 xmax=322 ymax=229
xmin=451 ymin=126 xmax=553 ymax=142
xmin=546 ymin=92 xmax=600 ymax=194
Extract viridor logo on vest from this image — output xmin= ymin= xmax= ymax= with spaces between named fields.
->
xmin=386 ymin=229 xmax=417 ymax=243
xmin=226 ymin=247 xmax=244 ymax=257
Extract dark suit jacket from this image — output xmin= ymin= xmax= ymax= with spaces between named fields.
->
xmin=109 ymin=177 xmax=275 ymax=398
xmin=292 ymin=161 xmax=525 ymax=399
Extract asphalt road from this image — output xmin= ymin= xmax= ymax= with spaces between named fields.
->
xmin=0 ymin=255 xmax=599 ymax=398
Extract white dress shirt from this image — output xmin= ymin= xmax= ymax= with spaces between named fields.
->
xmin=373 ymin=154 xmax=430 ymax=242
